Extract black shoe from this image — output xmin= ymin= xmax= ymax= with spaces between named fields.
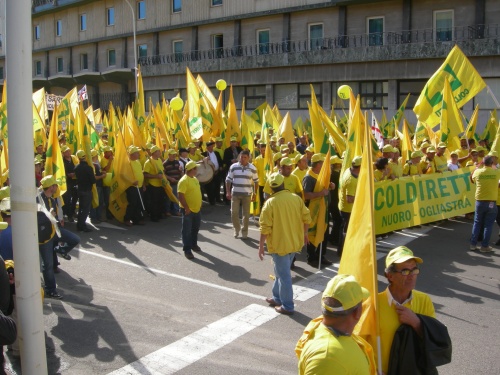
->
xmin=46 ymin=292 xmax=63 ymax=299
xmin=58 ymin=252 xmax=71 ymax=260
xmin=307 ymin=259 xmax=319 ymax=268
xmin=495 ymin=239 xmax=500 ymax=246
xmin=321 ymin=258 xmax=333 ymax=266
xmin=191 ymin=245 xmax=202 ymax=252
xmin=184 ymin=252 xmax=194 ymax=260
xmin=78 ymin=227 xmax=92 ymax=232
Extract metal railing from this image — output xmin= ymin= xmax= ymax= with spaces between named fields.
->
xmin=32 ymin=0 xmax=56 ymax=7
xmin=139 ymin=23 xmax=500 ymax=66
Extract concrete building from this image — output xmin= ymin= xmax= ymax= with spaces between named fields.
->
xmin=0 ymin=0 xmax=499 ymax=125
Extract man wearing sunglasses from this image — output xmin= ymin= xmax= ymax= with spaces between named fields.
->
xmin=378 ymin=246 xmax=436 ymax=374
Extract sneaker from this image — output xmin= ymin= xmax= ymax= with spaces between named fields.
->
xmin=57 ymin=252 xmax=71 ymax=260
xmin=46 ymin=292 xmax=63 ymax=299
xmin=469 ymin=245 xmax=478 ymax=251
xmin=480 ymin=246 xmax=494 ymax=253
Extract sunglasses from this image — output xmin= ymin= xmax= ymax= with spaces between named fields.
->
xmin=393 ymin=267 xmax=420 ymax=276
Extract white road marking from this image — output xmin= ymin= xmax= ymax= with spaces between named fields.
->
xmin=94 ymin=222 xmax=127 ymax=231
xmin=107 ymin=304 xmax=278 ymax=375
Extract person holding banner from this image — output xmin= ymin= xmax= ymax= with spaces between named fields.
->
xmin=124 ymin=146 xmax=145 ymax=227
xmin=378 ymin=246 xmax=436 ymax=374
xmin=337 ymin=156 xmax=362 ymax=258
xmin=143 ymin=145 xmax=166 ymax=222
xmin=259 ymin=172 xmax=311 ymax=315
xmin=434 ymin=143 xmax=449 ymax=173
xmin=303 ymin=154 xmax=334 ymax=266
xmin=296 ymin=274 xmax=375 ymax=374
xmin=470 ymin=155 xmax=499 ymax=253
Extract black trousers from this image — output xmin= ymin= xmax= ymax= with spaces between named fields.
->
xmin=146 ymin=185 xmax=165 ymax=221
xmin=124 ymin=186 xmax=144 ymax=223
xmin=205 ymin=172 xmax=221 ymax=205
xmin=62 ymin=180 xmax=78 ymax=218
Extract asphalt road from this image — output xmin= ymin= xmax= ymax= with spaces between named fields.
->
xmin=4 ymin=203 xmax=500 ymax=375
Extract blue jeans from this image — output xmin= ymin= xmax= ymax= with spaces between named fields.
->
xmin=181 ymin=209 xmax=201 ymax=252
xmin=271 ymin=253 xmax=295 ymax=312
xmin=90 ymin=186 xmax=104 ymax=221
xmin=55 ymin=227 xmax=81 ymax=254
xmin=471 ymin=201 xmax=498 ymax=247
xmin=166 ymin=184 xmax=180 ymax=214
xmin=39 ymin=237 xmax=56 ymax=293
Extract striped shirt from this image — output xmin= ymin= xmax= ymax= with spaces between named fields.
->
xmin=226 ymin=162 xmax=259 ymax=196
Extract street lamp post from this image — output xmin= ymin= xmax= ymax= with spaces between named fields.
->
xmin=124 ymin=0 xmax=138 ymax=98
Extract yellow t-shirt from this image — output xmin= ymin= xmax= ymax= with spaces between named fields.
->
xmin=297 ymin=319 xmax=376 ymax=375
xmin=374 ymin=169 xmax=388 ymax=182
xmin=339 ymin=168 xmax=358 ymax=213
xmin=457 ymin=148 xmax=469 ymax=167
xmin=389 ymin=160 xmax=402 ymax=178
xmin=433 ymin=154 xmax=448 ymax=173
xmin=420 ymin=158 xmax=435 ymax=174
xmin=259 ymin=190 xmax=311 ymax=255
xmin=177 ymin=175 xmax=202 ymax=213
xmin=189 ymin=151 xmax=203 ymax=162
xmin=143 ymin=158 xmax=164 ymax=187
xmin=377 ymin=289 xmax=436 ymax=374
xmin=215 ymin=147 xmax=224 ymax=160
xmin=472 ymin=166 xmax=500 ymax=201
xmin=292 ymin=167 xmax=308 ymax=185
xmin=130 ymin=159 xmax=144 ymax=188
xmin=100 ymin=156 xmax=112 ymax=173
xmin=403 ymin=162 xmax=422 ymax=176
xmin=263 ymin=174 xmax=303 ymax=197
xmin=254 ymin=155 xmax=267 ymax=187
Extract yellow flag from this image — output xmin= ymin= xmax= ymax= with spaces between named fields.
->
xmin=309 ymin=87 xmax=330 ymax=154
xmin=341 ymin=96 xmax=363 ymax=176
xmin=481 ymin=109 xmax=497 ymax=143
xmin=319 ymin=106 xmax=347 ymax=156
xmin=393 ymin=93 xmax=410 ymax=130
xmin=440 ymin=78 xmax=464 ymax=144
xmin=44 ymin=103 xmax=67 ymax=194
xmin=58 ymin=87 xmax=78 ymax=131
xmin=400 ymin=119 xmax=414 ymax=166
xmin=136 ymin=65 xmax=146 ymax=128
xmin=33 ymin=87 xmax=49 ymax=122
xmin=338 ymin=113 xmax=379 ymax=357
xmin=464 ymin=104 xmax=480 ymax=141
xmin=78 ymin=102 xmax=99 ymax=208
xmin=272 ymin=104 xmax=283 ymax=123
xmin=412 ymin=121 xmax=430 ymax=147
xmin=278 ymin=112 xmax=295 ymax=145
xmin=307 ymin=150 xmax=331 ymax=247
xmin=186 ymin=67 xmax=204 ymax=140
xmin=414 ymin=45 xmax=486 ymax=127
xmin=226 ymin=85 xmax=241 ymax=142
xmin=109 ymin=130 xmax=136 ymax=222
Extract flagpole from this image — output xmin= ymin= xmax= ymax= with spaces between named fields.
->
xmin=487 ymin=85 xmax=500 ymax=109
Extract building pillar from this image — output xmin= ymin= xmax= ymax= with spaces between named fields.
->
xmin=388 ymin=79 xmax=398 ymax=110
xmin=266 ymin=84 xmax=273 ymax=107
xmin=322 ymin=82 xmax=331 ymax=109
xmin=123 ymin=37 xmax=128 ymax=68
xmin=69 ymin=46 xmax=73 ymax=75
xmin=94 ymin=42 xmax=99 ymax=71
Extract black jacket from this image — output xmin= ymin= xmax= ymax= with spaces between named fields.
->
xmin=387 ymin=314 xmax=452 ymax=375
xmin=202 ymin=150 xmax=223 ymax=172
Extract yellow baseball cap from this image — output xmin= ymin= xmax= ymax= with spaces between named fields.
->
xmin=150 ymin=145 xmax=160 ymax=153
xmin=382 ymin=144 xmax=394 ymax=153
xmin=185 ymin=160 xmax=198 ymax=171
xmin=41 ymin=175 xmax=57 ymax=189
xmin=311 ymin=153 xmax=325 ymax=163
xmin=330 ymin=155 xmax=342 ymax=165
xmin=128 ymin=145 xmax=141 ymax=155
xmin=268 ymin=172 xmax=284 ymax=188
xmin=385 ymin=246 xmax=423 ymax=268
xmin=322 ymin=274 xmax=370 ymax=312
xmin=352 ymin=156 xmax=362 ymax=167
xmin=280 ymin=157 xmax=293 ymax=167
xmin=411 ymin=150 xmax=424 ymax=158
xmin=76 ymin=150 xmax=86 ymax=159
xmin=273 ymin=152 xmax=282 ymax=162
xmin=168 ymin=149 xmax=177 ymax=155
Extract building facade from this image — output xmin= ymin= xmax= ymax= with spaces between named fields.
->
xmin=0 ymin=0 xmax=499 ymax=125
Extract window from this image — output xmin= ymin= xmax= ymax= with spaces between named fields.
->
xmin=367 ymin=17 xmax=384 ymax=46
xmin=212 ymin=0 xmax=222 ymax=6
xmin=434 ymin=10 xmax=453 ymax=42
xmin=275 ymin=84 xmax=298 ymax=109
xmin=212 ymin=34 xmax=223 ymax=58
xmin=35 ymin=61 xmax=42 ymax=76
xmin=34 ymin=25 xmax=41 ymax=40
xmin=0 ymin=34 xmax=3 ymax=48
xmin=245 ymin=86 xmax=266 ymax=109
xmin=359 ymin=81 xmax=388 ymax=109
xmin=56 ymin=57 xmax=64 ymax=73
xmin=309 ymin=23 xmax=324 ymax=50
xmin=173 ymin=0 xmax=182 ymax=13
xmin=138 ymin=44 xmax=148 ymax=61
xmin=80 ymin=14 xmax=87 ymax=31
xmin=173 ymin=40 xmax=183 ymax=62
xmin=398 ymin=81 xmax=426 ymax=109
xmin=80 ymin=53 xmax=88 ymax=70
xmin=56 ymin=20 xmax=62 ymax=37
xmin=257 ymin=29 xmax=270 ymax=55
xmin=107 ymin=49 xmax=116 ymax=67
xmin=0 ymin=67 xmax=3 ymax=80
xmin=107 ymin=7 xmax=115 ymax=26
xmin=137 ymin=1 xmax=146 ymax=19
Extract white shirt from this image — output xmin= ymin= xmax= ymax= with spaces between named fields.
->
xmin=207 ymin=151 xmax=219 ymax=170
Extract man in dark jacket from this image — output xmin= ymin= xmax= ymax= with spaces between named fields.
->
xmin=202 ymin=141 xmax=224 ymax=205
xmin=74 ymin=150 xmax=96 ymax=232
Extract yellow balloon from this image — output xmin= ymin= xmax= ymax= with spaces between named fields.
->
xmin=337 ymin=85 xmax=351 ymax=100
xmin=216 ymin=79 xmax=227 ymax=91
xmin=170 ymin=97 xmax=184 ymax=111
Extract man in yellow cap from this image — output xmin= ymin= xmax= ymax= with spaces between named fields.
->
xmin=296 ymin=274 xmax=375 ymax=374
xmin=303 ymin=153 xmax=334 ymax=267
xmin=89 ymin=149 xmax=106 ymax=224
xmin=177 ymin=161 xmax=203 ymax=259
xmin=263 ymin=157 xmax=303 ymax=199
xmin=378 ymin=246 xmax=435 ymax=374
xmin=434 ymin=142 xmax=448 ymax=173
xmin=338 ymin=156 xmax=362 ymax=258
xmin=74 ymin=150 xmax=96 ymax=232
xmin=100 ymin=146 xmax=114 ymax=221
xmin=163 ymin=149 xmax=182 ymax=216
xmin=259 ymin=172 xmax=311 ymax=315
xmin=143 ymin=145 xmax=166 ymax=222
xmin=124 ymin=146 xmax=145 ymax=226
xmin=292 ymin=153 xmax=309 ymax=185
xmin=403 ymin=151 xmax=424 ymax=176
xmin=329 ymin=156 xmax=343 ymax=247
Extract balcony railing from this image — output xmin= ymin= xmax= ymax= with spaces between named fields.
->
xmin=32 ymin=0 xmax=56 ymax=6
xmin=139 ymin=23 xmax=500 ymax=67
